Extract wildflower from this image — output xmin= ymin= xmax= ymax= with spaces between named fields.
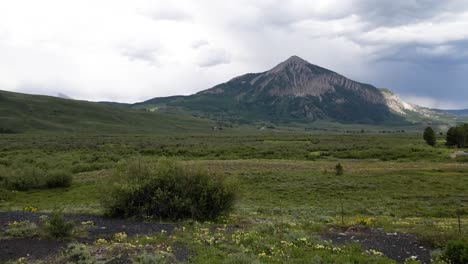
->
xmin=22 ymin=206 xmax=38 ymax=213
xmin=367 ymin=249 xmax=384 ymax=256
xmin=113 ymin=232 xmax=127 ymax=242
xmin=355 ymin=217 xmax=373 ymax=226
xmin=94 ymin=238 xmax=108 ymax=245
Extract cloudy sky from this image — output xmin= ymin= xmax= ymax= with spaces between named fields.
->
xmin=1 ymin=0 xmax=468 ymax=109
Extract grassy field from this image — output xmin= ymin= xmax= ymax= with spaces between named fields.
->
xmin=1 ymin=132 xmax=467 ymax=263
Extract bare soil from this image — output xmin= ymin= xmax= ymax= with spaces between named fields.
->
xmin=0 ymin=212 xmax=181 ymax=263
xmin=321 ymin=225 xmax=434 ymax=264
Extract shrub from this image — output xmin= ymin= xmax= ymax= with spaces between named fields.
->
xmin=102 ymin=159 xmax=237 ymax=221
xmin=335 ymin=163 xmax=344 ymax=176
xmin=45 ymin=169 xmax=73 ymax=188
xmin=5 ymin=166 xmax=45 ymax=191
xmin=4 ymin=220 xmax=40 ymax=237
xmin=443 ymin=240 xmax=468 ymax=264
xmin=60 ymin=243 xmax=93 ymax=264
xmin=43 ymin=209 xmax=74 ymax=239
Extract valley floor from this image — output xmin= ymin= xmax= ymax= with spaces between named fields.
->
xmin=0 ymin=133 xmax=467 ymax=263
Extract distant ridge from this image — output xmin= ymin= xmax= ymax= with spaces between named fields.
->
xmin=0 ymin=89 xmax=214 ymax=133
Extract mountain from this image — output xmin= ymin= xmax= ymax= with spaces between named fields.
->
xmin=137 ymin=56 xmax=468 ymax=126
xmin=137 ymin=56 xmax=406 ymax=124
xmin=0 ymin=90 xmax=214 ymax=133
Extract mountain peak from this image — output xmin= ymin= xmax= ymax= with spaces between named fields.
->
xmin=269 ymin=55 xmax=310 ymax=74
xmin=285 ymin=55 xmax=307 ymax=63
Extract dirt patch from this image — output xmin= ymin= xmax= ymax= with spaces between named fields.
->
xmin=321 ymin=226 xmax=433 ymax=264
xmin=0 ymin=211 xmax=184 ymax=263
xmin=0 ymin=237 xmax=63 ymax=262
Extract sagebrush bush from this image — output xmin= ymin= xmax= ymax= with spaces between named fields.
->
xmin=4 ymin=166 xmax=45 ymax=191
xmin=102 ymin=159 xmax=237 ymax=221
xmin=45 ymin=169 xmax=73 ymax=188
xmin=443 ymin=240 xmax=468 ymax=264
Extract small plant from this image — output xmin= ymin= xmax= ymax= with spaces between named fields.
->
xmin=134 ymin=251 xmax=176 ymax=264
xmin=60 ymin=243 xmax=93 ymax=264
xmin=45 ymin=169 xmax=73 ymax=188
xmin=335 ymin=163 xmax=344 ymax=176
xmin=443 ymin=240 xmax=468 ymax=264
xmin=43 ymin=209 xmax=74 ymax=239
xmin=4 ymin=220 xmax=39 ymax=237
xmin=223 ymin=253 xmax=261 ymax=264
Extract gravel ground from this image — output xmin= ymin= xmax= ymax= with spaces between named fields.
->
xmin=1 ymin=212 xmax=435 ymax=263
xmin=321 ymin=226 xmax=434 ymax=264
xmin=0 ymin=211 xmax=182 ymax=263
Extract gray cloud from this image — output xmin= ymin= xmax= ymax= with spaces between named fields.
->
xmin=372 ymin=41 xmax=468 ymax=64
xmin=146 ymin=7 xmax=192 ymax=22
xmin=122 ymin=46 xmax=160 ymax=64
xmin=196 ymin=47 xmax=231 ymax=67
xmin=191 ymin=40 xmax=209 ymax=49
xmin=0 ymin=0 xmax=467 ymax=108
xmin=353 ymin=0 xmax=463 ymax=27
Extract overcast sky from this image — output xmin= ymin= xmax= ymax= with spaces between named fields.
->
xmin=1 ymin=0 xmax=468 ymax=109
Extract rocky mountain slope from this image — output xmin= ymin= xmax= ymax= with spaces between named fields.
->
xmin=138 ymin=56 xmax=406 ymax=124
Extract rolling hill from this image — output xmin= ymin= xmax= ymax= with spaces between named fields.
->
xmin=0 ymin=90 xmax=215 ymax=134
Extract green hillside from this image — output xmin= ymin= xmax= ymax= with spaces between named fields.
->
xmin=0 ymin=90 xmax=215 ymax=134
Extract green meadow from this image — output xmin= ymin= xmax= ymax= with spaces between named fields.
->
xmin=0 ymin=132 xmax=467 ymax=263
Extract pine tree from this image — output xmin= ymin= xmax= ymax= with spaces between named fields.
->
xmin=423 ymin=127 xmax=436 ymax=147
xmin=446 ymin=124 xmax=468 ymax=148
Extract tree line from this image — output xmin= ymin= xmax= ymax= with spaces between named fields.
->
xmin=423 ymin=124 xmax=468 ymax=148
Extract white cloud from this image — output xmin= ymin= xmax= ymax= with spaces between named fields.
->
xmin=0 ymin=0 xmax=466 ymax=107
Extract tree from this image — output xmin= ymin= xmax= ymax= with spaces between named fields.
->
xmin=446 ymin=124 xmax=468 ymax=148
xmin=423 ymin=127 xmax=436 ymax=146
xmin=446 ymin=127 xmax=458 ymax=147
xmin=455 ymin=126 xmax=468 ymax=148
